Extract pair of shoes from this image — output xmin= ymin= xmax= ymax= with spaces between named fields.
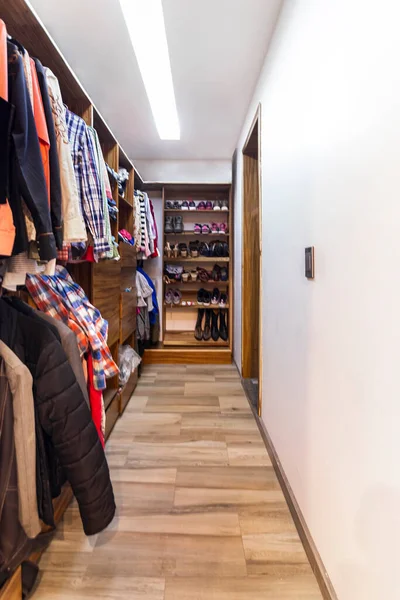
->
xmin=197 ymin=288 xmax=211 ymax=306
xmin=196 ymin=265 xmax=228 ymax=282
xmin=193 ymin=223 xmax=228 ymax=234
xmin=165 ymin=215 xmax=183 ymax=233
xmin=211 ymin=288 xmax=228 ymax=307
xmin=194 ymin=223 xmax=212 ymax=234
xmin=165 ymin=201 xmax=182 ymax=209
xmin=178 ymin=243 xmax=188 ymax=257
xmin=212 ymin=309 xmax=228 ymax=341
xmin=164 ymin=242 xmax=180 ymax=258
xmin=209 ymin=240 xmax=229 ymax=257
xmin=194 ymin=309 xmax=228 ymax=341
xmin=194 ymin=308 xmax=212 ymax=340
xmin=213 ymin=200 xmax=229 ymax=211
xmin=181 ymin=200 xmax=196 ymax=211
xmin=197 ymin=201 xmax=213 ymax=211
xmin=211 ymin=223 xmax=228 ymax=234
xmin=165 ymin=289 xmax=182 ymax=304
xmin=189 ymin=241 xmax=199 ymax=257
xmin=182 ymin=270 xmax=198 ymax=283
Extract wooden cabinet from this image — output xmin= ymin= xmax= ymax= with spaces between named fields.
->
xmin=92 ymin=261 xmax=122 ymax=347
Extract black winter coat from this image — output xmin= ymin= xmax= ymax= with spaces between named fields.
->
xmin=0 ymin=300 xmax=116 ymax=535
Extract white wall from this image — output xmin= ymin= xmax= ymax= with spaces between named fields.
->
xmin=234 ymin=1 xmax=400 ymax=599
xmin=134 ymin=159 xmax=231 ymax=184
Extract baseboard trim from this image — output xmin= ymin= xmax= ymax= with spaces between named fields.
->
xmin=240 ymin=372 xmax=338 ymax=600
xmin=143 ymin=348 xmax=232 ymax=364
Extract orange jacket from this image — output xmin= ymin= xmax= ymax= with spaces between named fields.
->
xmin=30 ymin=58 xmax=50 ymax=205
xmin=0 ymin=19 xmax=16 ymax=257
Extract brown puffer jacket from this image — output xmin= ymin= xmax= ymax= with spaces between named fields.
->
xmin=0 ymin=299 xmax=116 ymax=536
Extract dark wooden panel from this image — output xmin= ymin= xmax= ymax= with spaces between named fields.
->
xmin=121 ymin=292 xmax=137 ymax=342
xmin=105 ymin=394 xmax=120 ymax=440
xmin=143 ymin=348 xmax=232 ymax=364
xmin=1 ymin=0 xmax=88 ymax=112
xmin=119 ymin=243 xmax=137 ymax=268
xmin=120 ymin=368 xmax=139 ymax=414
xmin=242 ymin=153 xmax=260 ymax=379
xmin=103 ymin=389 xmax=118 ymax=412
xmin=92 ymin=261 xmax=121 ymax=347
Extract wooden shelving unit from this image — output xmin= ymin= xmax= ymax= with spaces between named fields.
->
xmin=165 ymin=256 xmax=230 ymax=263
xmin=139 ymin=183 xmax=233 ymax=358
xmin=165 ymin=232 xmax=229 ymax=236
xmin=165 ymin=209 xmax=230 ymax=214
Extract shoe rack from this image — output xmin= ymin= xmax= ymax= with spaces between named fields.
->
xmin=160 ymin=183 xmax=232 ymax=353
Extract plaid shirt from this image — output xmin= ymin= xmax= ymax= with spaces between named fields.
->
xmin=26 ymin=266 xmax=118 ymax=390
xmin=65 ymin=109 xmax=111 ymax=259
xmin=87 ymin=127 xmax=113 ymax=259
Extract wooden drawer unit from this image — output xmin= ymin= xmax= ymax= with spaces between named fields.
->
xmin=121 ymin=291 xmax=137 ymax=343
xmin=120 ymin=368 xmax=138 ymax=414
xmin=105 ymin=392 xmax=120 ymax=441
xmin=120 ymin=243 xmax=137 ymax=268
xmin=92 ymin=261 xmax=121 ymax=347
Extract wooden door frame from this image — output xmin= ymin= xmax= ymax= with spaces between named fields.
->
xmin=241 ymin=104 xmax=263 ymax=416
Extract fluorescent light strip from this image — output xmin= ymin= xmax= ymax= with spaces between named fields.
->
xmin=119 ymin=0 xmax=180 ymax=140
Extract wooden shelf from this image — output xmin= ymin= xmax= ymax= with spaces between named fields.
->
xmin=166 ymin=280 xmax=229 ymax=287
xmin=165 ymin=209 xmax=229 ymax=214
xmin=164 ymin=303 xmax=229 ymax=309
xmin=164 ymin=257 xmax=229 ymax=263
xmin=165 ymin=232 xmax=229 ymax=236
xmin=163 ymin=331 xmax=229 ymax=347
xmin=103 ymin=388 xmax=118 ymax=411
xmin=119 ymin=194 xmax=133 ymax=208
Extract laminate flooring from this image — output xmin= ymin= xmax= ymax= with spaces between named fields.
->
xmin=34 ymin=364 xmax=322 ymax=600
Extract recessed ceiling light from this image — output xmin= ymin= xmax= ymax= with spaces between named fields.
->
xmin=119 ymin=0 xmax=180 ymax=141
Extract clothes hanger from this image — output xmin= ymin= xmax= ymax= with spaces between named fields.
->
xmin=7 ymin=33 xmax=25 ymax=54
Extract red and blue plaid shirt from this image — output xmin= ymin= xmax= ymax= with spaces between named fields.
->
xmin=26 ymin=266 xmax=118 ymax=390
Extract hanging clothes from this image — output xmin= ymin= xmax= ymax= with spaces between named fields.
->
xmin=26 ymin=266 xmax=119 ymax=391
xmin=34 ymin=59 xmax=63 ymax=250
xmin=0 ymin=298 xmax=116 ymax=536
xmin=8 ymin=296 xmax=89 ymax=408
xmin=0 ymin=340 xmax=40 ymax=540
xmin=149 ymin=199 xmax=159 ymax=258
xmin=65 ymin=109 xmax=111 ymax=260
xmin=133 ymin=190 xmax=158 ymax=258
xmin=44 ymin=68 xmax=86 ymax=244
xmin=7 ymin=41 xmax=56 ymax=261
xmin=87 ymin=126 xmax=115 ymax=259
xmin=0 ymin=19 xmax=15 ymax=256
xmin=0 ymin=357 xmax=32 ymax=585
xmin=30 ymin=58 xmax=50 ymax=205
xmin=137 ymin=267 xmax=160 ymax=344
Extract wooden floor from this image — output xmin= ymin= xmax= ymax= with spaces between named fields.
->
xmin=34 ymin=364 xmax=322 ymax=599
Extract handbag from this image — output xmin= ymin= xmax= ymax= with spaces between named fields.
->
xmin=164 ymin=264 xmax=184 ymax=281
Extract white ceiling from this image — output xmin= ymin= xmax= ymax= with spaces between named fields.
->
xmin=29 ymin=0 xmax=282 ymax=162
